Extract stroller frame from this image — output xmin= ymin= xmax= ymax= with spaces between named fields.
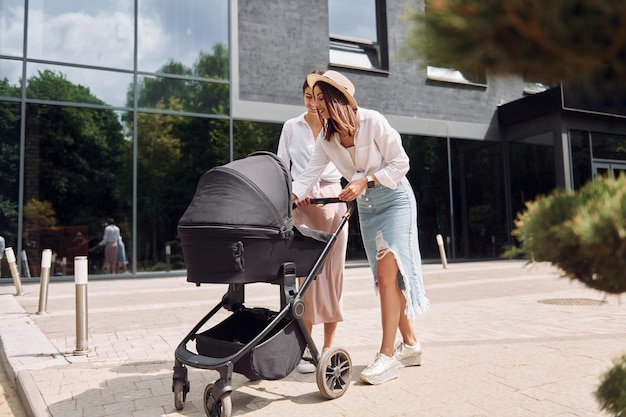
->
xmin=173 ymin=199 xmax=354 ymax=417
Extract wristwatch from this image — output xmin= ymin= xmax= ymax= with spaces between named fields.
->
xmin=366 ymin=175 xmax=375 ymax=189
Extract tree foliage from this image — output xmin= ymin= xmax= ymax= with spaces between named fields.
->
xmin=596 ymin=355 xmax=626 ymax=416
xmin=506 ymin=174 xmax=626 ymax=294
xmin=404 ymin=0 xmax=626 ymax=85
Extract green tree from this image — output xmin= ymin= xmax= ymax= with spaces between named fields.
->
xmin=404 ymin=0 xmax=626 ymax=85
xmin=25 ymin=70 xmax=127 ymax=231
xmin=0 ymin=79 xmax=21 ymax=244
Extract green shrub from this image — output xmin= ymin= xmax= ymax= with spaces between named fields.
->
xmin=596 ymin=355 xmax=626 ymax=417
xmin=506 ymin=175 xmax=626 ymax=294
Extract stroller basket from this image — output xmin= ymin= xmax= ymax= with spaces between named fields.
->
xmin=196 ymin=308 xmax=306 ymax=380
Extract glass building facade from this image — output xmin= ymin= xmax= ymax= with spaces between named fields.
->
xmin=3 ymin=0 xmax=626 ymax=279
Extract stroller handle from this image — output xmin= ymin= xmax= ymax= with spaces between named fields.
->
xmin=292 ymin=197 xmax=343 ymax=210
xmin=309 ymin=197 xmax=343 ymax=205
xmin=292 ymin=197 xmax=354 ymax=220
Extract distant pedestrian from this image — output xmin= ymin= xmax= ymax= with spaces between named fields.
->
xmin=94 ymin=219 xmax=120 ymax=274
xmin=117 ymin=235 xmax=129 ymax=273
xmin=0 ymin=235 xmax=5 ymax=260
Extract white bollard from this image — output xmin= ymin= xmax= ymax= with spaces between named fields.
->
xmin=165 ymin=244 xmax=171 ymax=272
xmin=73 ymin=256 xmax=89 ymax=355
xmin=436 ymin=234 xmax=448 ymax=269
xmin=37 ymin=249 xmax=52 ymax=314
xmin=21 ymin=249 xmax=31 ymax=278
xmin=5 ymin=248 xmax=24 ymax=295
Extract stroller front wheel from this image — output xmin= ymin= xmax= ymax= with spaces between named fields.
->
xmin=316 ymin=347 xmax=352 ymax=399
xmin=173 ymin=378 xmax=186 ymax=410
xmin=204 ymin=383 xmax=232 ymax=417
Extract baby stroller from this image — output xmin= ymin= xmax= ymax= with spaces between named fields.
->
xmin=173 ymin=151 xmax=354 ymax=417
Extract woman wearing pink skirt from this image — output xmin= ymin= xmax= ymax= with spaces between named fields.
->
xmin=277 ymin=70 xmax=348 ymax=373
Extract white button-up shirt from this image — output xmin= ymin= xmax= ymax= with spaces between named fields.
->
xmin=292 ymin=108 xmax=409 ymax=200
xmin=277 ymin=112 xmax=341 ymax=197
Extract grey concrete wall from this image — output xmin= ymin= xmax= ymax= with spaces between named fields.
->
xmin=238 ymin=0 xmax=526 ymax=128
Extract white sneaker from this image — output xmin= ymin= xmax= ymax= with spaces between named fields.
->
xmin=297 ymin=361 xmax=316 ymax=373
xmin=297 ymin=348 xmax=316 ymax=374
xmin=394 ymin=341 xmax=422 ymax=367
xmin=359 ymin=353 xmax=399 ymax=385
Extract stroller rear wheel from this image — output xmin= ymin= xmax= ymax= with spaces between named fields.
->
xmin=204 ymin=382 xmax=232 ymax=417
xmin=316 ymin=347 xmax=352 ymax=399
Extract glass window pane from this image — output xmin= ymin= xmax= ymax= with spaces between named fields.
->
xmin=508 ymin=141 xmax=556 ymax=226
xmin=0 ymin=59 xmax=22 ymax=97
xmin=569 ymin=130 xmax=592 ymax=190
xmin=450 ymin=140 xmax=506 ymax=258
xmin=0 ymin=0 xmax=24 ymax=57
xmin=591 ymin=132 xmax=626 ymax=161
xmin=233 ymin=120 xmax=282 ymax=160
xmin=136 ymin=74 xmax=229 ymax=115
xmin=0 ymin=101 xmax=20 ymax=270
xmin=138 ymin=0 xmax=229 ymax=76
xmin=427 ymin=66 xmax=486 ymax=86
xmin=136 ymin=114 xmax=229 ymax=272
xmin=27 ymin=0 xmax=134 ymax=70
xmin=24 ymin=104 xmax=130 ymax=275
xmin=26 ymin=64 xmax=133 ymax=107
xmin=329 ymin=46 xmax=376 ymax=70
xmin=403 ymin=135 xmax=450 ymax=259
xmin=329 ymin=0 xmax=377 ymax=41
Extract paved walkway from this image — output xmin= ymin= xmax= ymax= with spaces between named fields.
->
xmin=0 ymin=260 xmax=623 ymax=416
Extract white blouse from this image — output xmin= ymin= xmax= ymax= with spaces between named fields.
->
xmin=276 ymin=112 xmax=342 ymax=189
xmin=292 ymin=108 xmax=409 ymax=200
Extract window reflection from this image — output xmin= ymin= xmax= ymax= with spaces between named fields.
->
xmin=136 ymin=74 xmax=229 ymax=115
xmin=138 ymin=0 xmax=229 ymax=75
xmin=329 ymin=0 xmax=377 ymax=40
xmin=569 ymin=130 xmax=592 ymax=189
xmin=24 ymin=103 xmax=129 ymax=275
xmin=135 ymin=114 xmax=230 ymax=272
xmin=329 ymin=0 xmax=387 ymax=71
xmin=403 ymin=135 xmax=450 ymax=259
xmin=27 ymin=0 xmax=134 ymax=70
xmin=427 ymin=66 xmax=486 ymax=86
xmin=0 ymin=101 xmax=20 ymax=267
xmin=450 ymin=140 xmax=506 ymax=258
xmin=2 ymin=0 xmax=232 ymax=276
xmin=591 ymin=132 xmax=626 ymax=161
xmin=233 ymin=120 xmax=282 ymax=160
xmin=0 ymin=59 xmax=22 ymax=97
xmin=0 ymin=0 xmax=24 ymax=57
xmin=27 ymin=64 xmax=133 ymax=107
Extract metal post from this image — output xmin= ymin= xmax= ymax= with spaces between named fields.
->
xmin=21 ymin=249 xmax=31 ymax=278
xmin=73 ymin=256 xmax=89 ymax=355
xmin=37 ymin=249 xmax=52 ymax=315
xmin=436 ymin=234 xmax=448 ymax=269
xmin=165 ymin=244 xmax=171 ymax=272
xmin=5 ymin=248 xmax=24 ymax=296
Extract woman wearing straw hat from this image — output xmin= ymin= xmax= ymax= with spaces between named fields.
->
xmin=277 ymin=70 xmax=348 ymax=373
xmin=292 ymin=70 xmax=428 ymax=385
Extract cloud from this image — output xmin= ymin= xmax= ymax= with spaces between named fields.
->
xmin=1 ymin=1 xmax=228 ymax=106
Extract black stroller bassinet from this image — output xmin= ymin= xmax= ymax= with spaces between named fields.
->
xmin=173 ymin=152 xmax=354 ymax=417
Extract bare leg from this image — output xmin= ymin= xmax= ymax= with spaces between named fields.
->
xmin=376 ymin=252 xmax=417 ymax=356
xmin=323 ymin=322 xmax=337 ymax=350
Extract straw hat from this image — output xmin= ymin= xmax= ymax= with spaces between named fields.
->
xmin=307 ymin=70 xmax=358 ymax=109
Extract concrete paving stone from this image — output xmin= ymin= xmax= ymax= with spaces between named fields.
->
xmin=1 ymin=260 xmax=625 ymax=416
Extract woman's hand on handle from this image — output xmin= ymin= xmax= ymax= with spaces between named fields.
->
xmin=339 ymin=177 xmax=368 ymax=201
xmin=292 ymin=194 xmax=311 ymax=208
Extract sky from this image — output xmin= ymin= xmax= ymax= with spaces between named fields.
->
xmin=0 ymin=0 xmax=228 ymax=106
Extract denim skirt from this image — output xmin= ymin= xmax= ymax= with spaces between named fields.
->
xmin=357 ymin=177 xmax=429 ymax=318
